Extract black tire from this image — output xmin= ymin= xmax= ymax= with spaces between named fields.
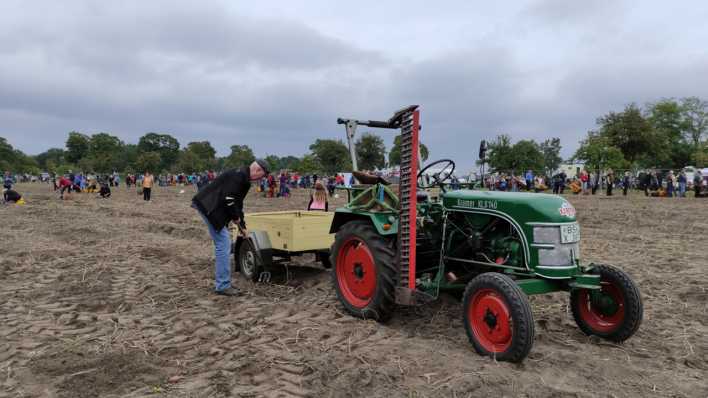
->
xmin=317 ymin=251 xmax=332 ymax=269
xmin=238 ymin=240 xmax=264 ymax=282
xmin=330 ymin=221 xmax=397 ymax=321
xmin=462 ymin=273 xmax=535 ymax=363
xmin=570 ymin=264 xmax=642 ymax=342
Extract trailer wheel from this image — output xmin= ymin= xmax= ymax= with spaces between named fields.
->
xmin=462 ymin=273 xmax=534 ymax=362
xmin=330 ymin=221 xmax=397 ymax=321
xmin=238 ymin=241 xmax=264 ymax=282
xmin=571 ymin=264 xmax=642 ymax=342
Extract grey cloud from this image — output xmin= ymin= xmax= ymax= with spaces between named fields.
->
xmin=0 ymin=1 xmax=390 ymax=148
xmin=520 ymin=0 xmax=625 ymax=26
xmin=2 ymin=1 xmax=708 ymax=173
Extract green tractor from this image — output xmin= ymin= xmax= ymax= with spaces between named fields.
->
xmin=329 ymin=106 xmax=643 ymax=362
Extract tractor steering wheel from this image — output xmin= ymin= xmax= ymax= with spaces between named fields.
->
xmin=417 ymin=159 xmax=456 ymax=189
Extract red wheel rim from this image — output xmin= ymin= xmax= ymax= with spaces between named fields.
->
xmin=467 ymin=289 xmax=512 ymax=353
xmin=577 ymin=281 xmax=625 ymax=333
xmin=336 ymin=237 xmax=377 ymax=308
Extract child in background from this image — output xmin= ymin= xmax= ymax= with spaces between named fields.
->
xmin=307 ymin=182 xmax=329 ymax=211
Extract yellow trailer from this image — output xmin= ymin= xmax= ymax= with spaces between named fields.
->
xmin=231 ymin=211 xmax=335 ymax=281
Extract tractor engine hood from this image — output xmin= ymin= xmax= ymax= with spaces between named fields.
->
xmin=442 ymin=190 xmax=577 ymax=225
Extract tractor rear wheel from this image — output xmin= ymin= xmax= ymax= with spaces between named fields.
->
xmin=570 ymin=264 xmax=642 ymax=342
xmin=330 ymin=221 xmax=397 ymax=321
xmin=462 ymin=273 xmax=535 ymax=362
xmin=238 ymin=241 xmax=264 ymax=282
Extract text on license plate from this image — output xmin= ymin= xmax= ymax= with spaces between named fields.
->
xmin=560 ymin=224 xmax=580 ymax=243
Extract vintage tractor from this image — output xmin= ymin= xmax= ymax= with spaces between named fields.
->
xmin=329 ymin=106 xmax=643 ymax=362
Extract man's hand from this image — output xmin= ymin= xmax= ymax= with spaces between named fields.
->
xmin=234 ymin=218 xmax=248 ymax=237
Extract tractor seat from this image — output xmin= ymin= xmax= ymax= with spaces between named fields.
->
xmin=416 ymin=191 xmax=429 ymax=203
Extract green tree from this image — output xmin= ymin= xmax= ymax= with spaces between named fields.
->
xmin=355 ymin=133 xmax=386 ymax=171
xmin=680 ymin=96 xmax=708 ymax=148
xmin=572 ymin=132 xmax=628 ymax=171
xmin=121 ymin=144 xmax=139 ymax=173
xmin=186 ymin=141 xmax=217 ymax=170
xmin=0 ymin=137 xmax=19 ymax=172
xmin=264 ymin=155 xmax=280 ymax=173
xmin=309 ymin=139 xmax=352 ymax=174
xmin=539 ymin=137 xmax=562 ymax=175
xmin=646 ymin=99 xmax=691 ymax=168
xmin=34 ymin=148 xmax=66 ymax=171
xmin=177 ymin=149 xmax=200 ymax=173
xmin=224 ymin=145 xmax=255 ymax=169
xmin=279 ymin=156 xmax=301 ymax=171
xmin=298 ymin=154 xmax=320 ymax=174
xmin=509 ymin=140 xmax=544 ymax=173
xmin=178 ymin=141 xmax=217 ymax=172
xmin=135 ymin=151 xmax=162 ymax=173
xmin=486 ymin=134 xmax=514 ymax=172
xmin=65 ymin=132 xmax=90 ymax=164
xmin=137 ymin=133 xmax=180 ymax=171
xmin=0 ymin=137 xmax=39 ymax=174
xmin=692 ymin=142 xmax=708 ymax=167
xmin=596 ymin=104 xmax=654 ymax=164
xmin=388 ymin=135 xmax=429 ymax=166
xmin=86 ymin=133 xmax=125 ymax=173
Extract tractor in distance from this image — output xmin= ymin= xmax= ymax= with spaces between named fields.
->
xmin=329 ymin=105 xmax=643 ymax=362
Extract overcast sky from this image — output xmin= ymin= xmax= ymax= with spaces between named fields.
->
xmin=1 ymin=0 xmax=707 ymax=171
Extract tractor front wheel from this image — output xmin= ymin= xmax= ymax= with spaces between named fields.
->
xmin=570 ymin=264 xmax=642 ymax=342
xmin=462 ymin=273 xmax=535 ymax=362
xmin=330 ymin=221 xmax=397 ymax=321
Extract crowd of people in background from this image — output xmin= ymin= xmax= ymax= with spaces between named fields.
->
xmin=2 ymin=167 xmax=356 ymax=207
xmin=256 ymin=171 xmax=354 ymax=199
xmin=483 ymin=168 xmax=708 ymax=198
xmin=3 ymin=164 xmax=708 ymax=206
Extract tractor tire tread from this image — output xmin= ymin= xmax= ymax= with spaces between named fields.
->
xmin=571 ymin=264 xmax=643 ymax=342
xmin=330 ymin=220 xmax=398 ymax=322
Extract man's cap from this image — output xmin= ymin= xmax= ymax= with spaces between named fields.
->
xmin=255 ymin=159 xmax=270 ymax=175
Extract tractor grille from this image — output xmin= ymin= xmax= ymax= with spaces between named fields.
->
xmin=533 ymin=226 xmax=579 ymax=267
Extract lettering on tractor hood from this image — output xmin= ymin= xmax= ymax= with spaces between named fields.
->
xmin=456 ymin=198 xmax=498 ymax=210
xmin=559 ymin=201 xmax=576 ymax=217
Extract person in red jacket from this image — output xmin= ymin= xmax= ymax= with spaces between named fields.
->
xmin=58 ymin=176 xmax=73 ymax=199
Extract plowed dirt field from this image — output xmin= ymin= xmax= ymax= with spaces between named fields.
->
xmin=1 ymin=183 xmax=706 ymax=397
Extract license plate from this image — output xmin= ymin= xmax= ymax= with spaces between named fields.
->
xmin=560 ymin=223 xmax=580 ymax=243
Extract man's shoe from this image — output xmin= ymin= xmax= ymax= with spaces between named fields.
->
xmin=215 ymin=287 xmax=240 ymax=296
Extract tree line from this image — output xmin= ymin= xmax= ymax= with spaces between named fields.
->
xmin=485 ymin=96 xmax=708 ymax=174
xmin=5 ymin=96 xmax=705 ymax=177
xmin=1 ymin=131 xmax=429 ymax=176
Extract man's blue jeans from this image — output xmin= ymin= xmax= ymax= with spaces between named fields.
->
xmin=197 ymin=211 xmax=232 ymax=292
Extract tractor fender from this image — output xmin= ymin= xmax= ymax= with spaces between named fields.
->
xmin=329 ymin=211 xmax=398 ymax=236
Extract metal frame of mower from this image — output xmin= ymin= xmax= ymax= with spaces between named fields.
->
xmin=329 ymin=106 xmax=643 ymax=362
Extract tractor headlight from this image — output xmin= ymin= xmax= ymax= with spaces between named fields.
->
xmin=533 ymin=225 xmax=580 ymax=267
